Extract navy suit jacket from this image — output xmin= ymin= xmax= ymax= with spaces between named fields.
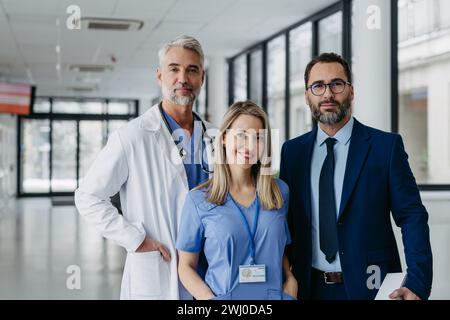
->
xmin=279 ymin=118 xmax=433 ymax=300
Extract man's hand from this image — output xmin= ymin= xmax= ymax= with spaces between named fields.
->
xmin=135 ymin=238 xmax=171 ymax=262
xmin=389 ymin=287 xmax=421 ymax=300
xmin=283 ymin=274 xmax=298 ymax=299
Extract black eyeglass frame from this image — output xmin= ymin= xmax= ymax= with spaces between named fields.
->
xmin=307 ymin=79 xmax=352 ymax=96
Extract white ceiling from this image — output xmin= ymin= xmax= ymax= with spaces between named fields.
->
xmin=0 ymin=0 xmax=335 ymax=100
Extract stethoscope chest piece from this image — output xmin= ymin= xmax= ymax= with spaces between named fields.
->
xmin=179 ymin=147 xmax=188 ymax=160
xmin=159 ymin=102 xmax=214 ymax=173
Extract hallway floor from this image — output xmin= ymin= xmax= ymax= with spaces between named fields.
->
xmin=0 ymin=198 xmax=125 ymax=299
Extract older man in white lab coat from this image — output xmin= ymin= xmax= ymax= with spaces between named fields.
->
xmin=75 ymin=35 xmax=216 ymax=300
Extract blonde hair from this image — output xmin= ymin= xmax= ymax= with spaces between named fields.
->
xmin=197 ymin=100 xmax=283 ymax=210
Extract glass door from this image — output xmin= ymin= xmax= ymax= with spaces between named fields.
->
xmin=51 ymin=120 xmax=77 ymax=192
xmin=78 ymin=120 xmax=105 ymax=185
xmin=21 ymin=119 xmax=51 ymax=193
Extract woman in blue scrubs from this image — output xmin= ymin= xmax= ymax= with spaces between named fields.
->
xmin=176 ymin=101 xmax=298 ymax=300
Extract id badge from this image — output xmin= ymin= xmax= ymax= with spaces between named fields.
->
xmin=239 ymin=264 xmax=266 ymax=283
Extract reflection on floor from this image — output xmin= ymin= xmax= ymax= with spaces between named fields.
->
xmin=0 ymin=198 xmax=125 ymax=299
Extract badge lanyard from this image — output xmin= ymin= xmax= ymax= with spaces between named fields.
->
xmin=230 ymin=194 xmax=260 ymax=265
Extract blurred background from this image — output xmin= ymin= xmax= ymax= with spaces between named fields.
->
xmin=0 ymin=0 xmax=449 ymax=299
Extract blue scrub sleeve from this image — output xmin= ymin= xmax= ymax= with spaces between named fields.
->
xmin=176 ymin=193 xmax=204 ymax=253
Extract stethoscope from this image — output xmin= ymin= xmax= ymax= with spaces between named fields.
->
xmin=158 ymin=102 xmax=214 ymax=174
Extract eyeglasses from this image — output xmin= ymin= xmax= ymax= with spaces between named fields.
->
xmin=307 ymin=79 xmax=351 ymax=96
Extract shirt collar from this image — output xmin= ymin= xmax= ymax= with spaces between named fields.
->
xmin=161 ymin=108 xmax=182 ymax=132
xmin=161 ymin=108 xmax=200 ymax=132
xmin=317 ymin=116 xmax=354 ymax=147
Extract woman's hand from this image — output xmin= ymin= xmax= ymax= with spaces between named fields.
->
xmin=178 ymin=250 xmax=215 ymax=300
xmin=283 ymin=273 xmax=298 ymax=299
xmin=282 ymin=253 xmax=298 ymax=299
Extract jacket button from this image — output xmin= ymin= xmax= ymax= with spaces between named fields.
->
xmin=340 ymin=251 xmax=344 ymax=255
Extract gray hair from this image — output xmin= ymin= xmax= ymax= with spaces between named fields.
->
xmin=158 ymin=35 xmax=205 ymax=69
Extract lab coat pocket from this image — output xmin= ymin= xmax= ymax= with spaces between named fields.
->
xmin=129 ymin=251 xmax=162 ymax=299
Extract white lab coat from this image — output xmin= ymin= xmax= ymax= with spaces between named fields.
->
xmin=74 ymin=104 xmax=216 ymax=300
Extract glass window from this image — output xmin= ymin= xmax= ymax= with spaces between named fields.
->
xmin=319 ymin=11 xmax=343 ymax=54
xmin=108 ymin=101 xmax=132 ymax=115
xmin=399 ymin=89 xmax=428 ymax=183
xmin=51 ymin=121 xmax=77 ymax=192
xmin=411 ymin=0 xmax=432 ymax=37
xmin=399 ymin=0 xmax=442 ymax=42
xmin=108 ymin=120 xmax=128 ymax=139
xmin=53 ymin=100 xmax=104 ymax=114
xmin=195 ymin=81 xmax=207 ymax=119
xmin=289 ymin=22 xmax=313 ymax=138
xmin=33 ymin=99 xmax=51 ymax=113
xmin=398 ymin=0 xmax=450 ymax=184
xmin=19 ymin=98 xmax=136 ymax=195
xmin=21 ymin=119 xmax=50 ymax=193
xmin=79 ymin=121 xmax=104 ymax=183
xmin=249 ymin=50 xmax=263 ymax=106
xmin=440 ymin=0 xmax=450 ymax=29
xmin=398 ymin=0 xmax=409 ymax=42
xmin=267 ymin=35 xmax=286 ymax=174
xmin=233 ymin=55 xmax=247 ymax=102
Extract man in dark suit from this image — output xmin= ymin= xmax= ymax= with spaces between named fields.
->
xmin=280 ymin=52 xmax=432 ymax=300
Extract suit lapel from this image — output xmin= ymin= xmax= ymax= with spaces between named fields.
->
xmin=338 ymin=119 xmax=371 ymax=220
xmin=302 ymin=128 xmax=317 ymax=225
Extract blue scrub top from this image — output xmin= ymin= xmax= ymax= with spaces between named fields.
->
xmin=176 ymin=178 xmax=294 ymax=300
xmin=161 ymin=109 xmax=209 ymax=190
xmin=161 ymin=109 xmax=210 ymax=279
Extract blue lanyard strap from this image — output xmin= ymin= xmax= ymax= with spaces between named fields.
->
xmin=230 ymin=194 xmax=260 ymax=265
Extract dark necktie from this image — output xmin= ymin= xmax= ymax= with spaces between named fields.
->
xmin=319 ymin=137 xmax=339 ymax=263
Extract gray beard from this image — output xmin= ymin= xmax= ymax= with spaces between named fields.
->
xmin=162 ymin=85 xmax=197 ymax=106
xmin=311 ymin=100 xmax=352 ymax=125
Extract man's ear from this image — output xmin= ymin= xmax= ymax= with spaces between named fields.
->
xmin=201 ymin=69 xmax=205 ymax=86
xmin=156 ymin=68 xmax=162 ymax=86
xmin=304 ymin=92 xmax=310 ymax=106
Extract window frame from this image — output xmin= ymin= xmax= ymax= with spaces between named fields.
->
xmin=227 ymin=0 xmax=352 ymax=141
xmin=392 ymin=0 xmax=450 ymax=190
xmin=17 ymin=97 xmax=139 ymax=197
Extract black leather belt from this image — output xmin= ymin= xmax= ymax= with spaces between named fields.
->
xmin=312 ymin=268 xmax=344 ymax=284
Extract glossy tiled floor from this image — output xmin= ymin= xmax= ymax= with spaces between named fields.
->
xmin=0 ymin=198 xmax=125 ymax=299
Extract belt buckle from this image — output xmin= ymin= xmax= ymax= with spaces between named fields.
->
xmin=323 ymin=272 xmax=336 ymax=284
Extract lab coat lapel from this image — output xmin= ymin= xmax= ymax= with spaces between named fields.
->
xmin=140 ymin=104 xmax=189 ymax=191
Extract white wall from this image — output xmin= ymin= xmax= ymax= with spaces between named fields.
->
xmin=206 ymin=55 xmax=228 ymax=127
xmin=0 ymin=114 xmax=17 ymax=209
xmin=352 ymin=0 xmax=392 ymax=131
